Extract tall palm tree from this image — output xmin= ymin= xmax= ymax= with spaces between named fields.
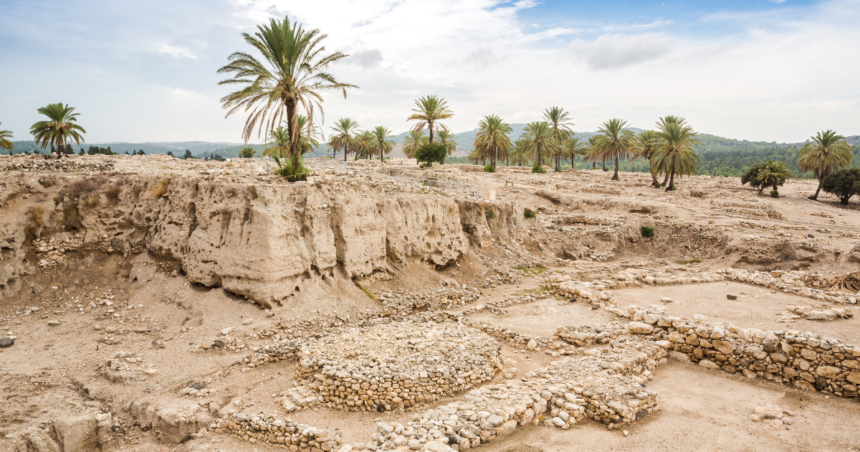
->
xmin=632 ymin=130 xmax=660 ymax=186
xmin=652 ymin=116 xmax=701 ymax=191
xmin=30 ymin=103 xmax=86 ymax=158
xmin=329 ymin=118 xmax=360 ymax=160
xmin=0 ymin=123 xmax=13 ymax=152
xmin=799 ymin=130 xmax=853 ymax=200
xmin=564 ymin=136 xmax=588 ymax=170
xmin=436 ymin=130 xmax=458 ymax=156
xmin=406 ymin=95 xmax=453 ymax=144
xmin=520 ymin=121 xmax=557 ymax=171
xmin=592 ymin=118 xmax=635 ymax=181
xmin=474 ymin=114 xmax=512 ymax=171
xmin=218 ymin=15 xmax=357 ymax=172
xmin=372 ymin=126 xmax=395 ymax=160
xmin=402 ymin=130 xmax=428 ymax=158
xmin=543 ymin=107 xmax=574 ymax=171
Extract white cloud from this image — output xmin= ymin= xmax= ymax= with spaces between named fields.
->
xmin=601 ymin=19 xmax=672 ymax=32
xmin=348 ymin=48 xmax=384 ymax=70
xmin=569 ymin=33 xmax=678 ymax=70
xmin=157 ymin=45 xmax=197 ymax=59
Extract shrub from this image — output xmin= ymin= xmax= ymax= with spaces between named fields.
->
xmin=531 ymin=165 xmax=546 ymax=174
xmin=239 ymin=146 xmax=256 ymax=158
xmin=641 ymin=225 xmax=655 ymax=237
xmin=742 ymin=160 xmax=790 ymax=195
xmin=415 ymin=143 xmax=446 ymax=166
xmin=821 ymin=167 xmax=860 ymax=205
xmin=740 ymin=162 xmax=768 ymax=192
xmin=483 ymin=165 xmax=495 ymax=173
xmin=770 ymin=190 xmax=779 ymax=198
xmin=272 ymin=155 xmax=308 ymax=182
xmin=524 ymin=208 xmax=536 ymax=218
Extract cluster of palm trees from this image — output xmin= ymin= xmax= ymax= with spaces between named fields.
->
xmin=468 ymin=108 xmax=701 ymax=190
xmin=0 ymin=103 xmax=88 ymax=157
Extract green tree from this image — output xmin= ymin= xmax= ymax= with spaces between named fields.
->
xmin=542 ymin=107 xmax=574 ymax=171
xmin=755 ymin=160 xmax=791 ymax=196
xmin=184 ymin=149 xmax=193 ymax=159
xmin=407 ymin=95 xmax=453 ymax=144
xmin=239 ymin=146 xmax=256 ymax=158
xmin=354 ymin=130 xmax=375 ymax=159
xmin=592 ymin=118 xmax=635 ymax=181
xmin=563 ymin=136 xmax=588 ymax=170
xmin=371 ymin=126 xmax=395 ymax=160
xmin=167 ymin=151 xmax=174 ymax=157
xmin=0 ymin=123 xmax=13 ymax=151
xmin=436 ymin=130 xmax=458 ymax=156
xmin=402 ymin=130 xmax=428 ymax=159
xmin=415 ymin=142 xmax=446 ymax=167
xmin=30 ymin=103 xmax=86 ymax=158
xmin=520 ymin=121 xmax=557 ymax=172
xmin=821 ymin=167 xmax=860 ymax=205
xmin=799 ymin=130 xmax=853 ymax=200
xmin=652 ymin=116 xmax=701 ymax=191
xmin=262 ymin=126 xmax=290 ymax=159
xmin=631 ymin=130 xmax=660 ymax=186
xmin=740 ymin=162 xmax=769 ymax=193
xmin=474 ymin=114 xmax=512 ymax=171
xmin=218 ymin=15 xmax=356 ymax=176
xmin=329 ymin=118 xmax=360 ymax=161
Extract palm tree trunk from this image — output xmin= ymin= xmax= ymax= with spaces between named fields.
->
xmin=660 ymin=172 xmax=669 ymax=187
xmin=536 ymin=146 xmax=542 ymax=169
xmin=612 ymin=157 xmax=620 ymax=180
xmin=285 ymin=99 xmax=300 ymax=170
xmin=666 ymin=168 xmax=676 ymax=191
xmin=649 ymin=161 xmax=659 ymax=187
xmin=812 ymin=178 xmax=824 ymax=200
xmin=428 ymin=122 xmax=434 ymax=144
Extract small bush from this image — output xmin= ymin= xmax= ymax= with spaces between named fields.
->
xmin=770 ymin=189 xmax=779 ymax=198
xmin=483 ymin=165 xmax=495 ymax=173
xmin=524 ymin=208 xmax=536 ymax=218
xmin=677 ymin=258 xmax=702 ymax=264
xmin=484 ymin=205 xmax=495 ymax=219
xmin=531 ymin=165 xmax=546 ymax=174
xmin=272 ymin=155 xmax=309 ymax=182
xmin=641 ymin=225 xmax=655 ymax=237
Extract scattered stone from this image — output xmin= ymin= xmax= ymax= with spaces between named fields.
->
xmin=727 ymin=294 xmax=738 ymax=300
xmin=0 ymin=337 xmax=14 ymax=348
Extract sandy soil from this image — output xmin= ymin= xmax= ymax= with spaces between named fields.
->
xmin=613 ymin=282 xmax=860 ymax=344
xmin=480 ymin=361 xmax=860 ymax=452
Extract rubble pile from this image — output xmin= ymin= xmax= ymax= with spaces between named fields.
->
xmin=213 ymin=414 xmax=341 ymax=450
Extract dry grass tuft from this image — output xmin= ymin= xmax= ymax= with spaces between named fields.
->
xmin=148 ymin=179 xmax=170 ymax=198
xmin=24 ymin=206 xmax=46 ymax=238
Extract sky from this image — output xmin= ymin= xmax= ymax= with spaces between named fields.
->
xmin=1 ymin=0 xmax=858 ymax=144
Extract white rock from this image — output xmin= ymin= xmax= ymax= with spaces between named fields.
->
xmin=527 ymin=339 xmax=537 ymax=350
xmin=627 ymin=322 xmax=654 ymax=334
xmin=220 ymin=327 xmax=234 ymax=335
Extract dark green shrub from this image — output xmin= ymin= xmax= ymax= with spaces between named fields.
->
xmin=415 ymin=143 xmax=446 ymax=166
xmin=524 ymin=208 xmax=536 ymax=218
xmin=641 ymin=225 xmax=655 ymax=237
xmin=483 ymin=165 xmax=495 ymax=173
xmin=531 ymin=165 xmax=546 ymax=174
xmin=770 ymin=190 xmax=779 ymax=198
xmin=821 ymin=167 xmax=860 ymax=205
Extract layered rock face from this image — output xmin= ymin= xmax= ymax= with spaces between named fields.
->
xmin=1 ymin=174 xmax=469 ymax=307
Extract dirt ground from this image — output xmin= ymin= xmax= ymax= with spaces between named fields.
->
xmin=613 ymin=282 xmax=860 ymax=345
xmin=480 ymin=361 xmax=860 ymax=452
xmin=2 ymin=156 xmax=860 ymax=452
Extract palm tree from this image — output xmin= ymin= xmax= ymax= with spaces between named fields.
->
xmin=354 ymin=130 xmax=375 ymax=159
xmin=799 ymin=130 xmax=853 ymax=200
xmin=520 ymin=121 xmax=557 ymax=172
xmin=328 ymin=118 xmax=360 ymax=161
xmin=218 ymin=15 xmax=357 ymax=173
xmin=564 ymin=136 xmax=588 ymax=170
xmin=474 ymin=115 xmax=512 ymax=171
xmin=756 ymin=160 xmax=792 ymax=197
xmin=407 ymin=95 xmax=453 ymax=144
xmin=592 ymin=118 xmax=635 ymax=181
xmin=295 ymin=115 xmax=320 ymax=156
xmin=631 ymin=130 xmax=660 ymax=186
xmin=402 ymin=130 xmax=428 ymax=158
xmin=652 ymin=116 xmax=701 ymax=191
xmin=584 ymin=136 xmax=601 ymax=169
xmin=372 ymin=126 xmax=395 ymax=160
xmin=262 ymin=126 xmax=290 ymax=159
xmin=509 ymin=139 xmax=529 ymax=166
xmin=0 ymin=123 xmax=13 ymax=152
xmin=239 ymin=145 xmax=256 ymax=158
xmin=436 ymin=130 xmax=458 ymax=156
xmin=30 ymin=103 xmax=86 ymax=158
xmin=543 ymin=107 xmax=574 ymax=171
